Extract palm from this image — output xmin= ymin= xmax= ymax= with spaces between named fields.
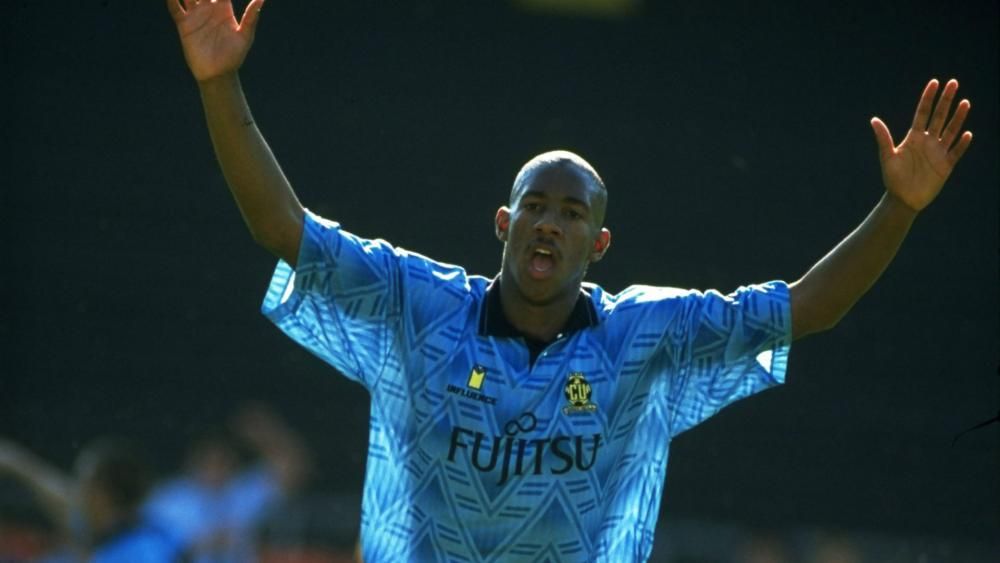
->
xmin=167 ymin=0 xmax=264 ymax=82
xmin=871 ymin=79 xmax=973 ymax=212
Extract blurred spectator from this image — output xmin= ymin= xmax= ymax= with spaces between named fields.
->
xmin=254 ymin=493 xmax=361 ymax=563
xmin=143 ymin=402 xmax=311 ymax=563
xmin=0 ymin=473 xmax=65 ymax=562
xmin=0 ymin=436 xmax=177 ymax=562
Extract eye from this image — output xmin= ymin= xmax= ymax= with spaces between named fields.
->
xmin=522 ymin=202 xmax=542 ymax=212
xmin=563 ymin=209 xmax=583 ymax=220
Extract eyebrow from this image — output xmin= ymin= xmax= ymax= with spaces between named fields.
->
xmin=520 ymin=190 xmax=591 ymax=210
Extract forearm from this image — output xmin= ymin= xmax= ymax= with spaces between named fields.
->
xmin=0 ymin=440 xmax=72 ymax=523
xmin=790 ymin=191 xmax=917 ymax=339
xmin=236 ymin=409 xmax=311 ymax=492
xmin=198 ymin=73 xmax=304 ymax=265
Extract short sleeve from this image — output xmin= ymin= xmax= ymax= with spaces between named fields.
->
xmin=261 ymin=210 xmax=402 ymax=388
xmin=665 ymin=280 xmax=791 ymax=437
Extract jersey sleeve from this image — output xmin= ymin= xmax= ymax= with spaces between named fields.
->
xmin=665 ymin=280 xmax=791 ymax=437
xmin=261 ymin=210 xmax=473 ymax=391
xmin=260 ymin=210 xmax=404 ymax=389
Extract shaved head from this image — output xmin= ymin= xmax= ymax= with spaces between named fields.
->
xmin=497 ymin=149 xmax=612 ymax=313
xmin=510 ymin=150 xmax=608 ymax=226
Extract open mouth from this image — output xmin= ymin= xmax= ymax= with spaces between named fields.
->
xmin=528 ymin=247 xmax=556 ymax=276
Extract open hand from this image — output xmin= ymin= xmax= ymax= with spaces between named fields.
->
xmin=871 ymin=79 xmax=973 ymax=212
xmin=166 ymin=0 xmax=266 ymax=82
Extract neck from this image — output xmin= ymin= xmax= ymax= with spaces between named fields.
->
xmin=497 ymin=275 xmax=580 ymax=342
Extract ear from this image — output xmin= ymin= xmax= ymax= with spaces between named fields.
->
xmin=495 ymin=207 xmax=511 ymax=241
xmin=589 ymin=228 xmax=611 ymax=262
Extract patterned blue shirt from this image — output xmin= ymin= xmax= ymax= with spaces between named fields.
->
xmin=262 ymin=211 xmax=791 ymax=562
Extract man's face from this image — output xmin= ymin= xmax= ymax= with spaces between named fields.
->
xmin=497 ymin=165 xmax=610 ymax=306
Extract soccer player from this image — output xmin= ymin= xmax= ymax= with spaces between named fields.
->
xmin=166 ymin=1 xmax=973 ymax=561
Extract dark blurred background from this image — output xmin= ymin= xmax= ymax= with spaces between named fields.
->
xmin=2 ymin=0 xmax=997 ymax=559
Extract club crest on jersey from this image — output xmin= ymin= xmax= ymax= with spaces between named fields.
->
xmin=562 ymin=372 xmax=598 ymax=415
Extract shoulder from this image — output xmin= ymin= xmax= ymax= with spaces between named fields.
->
xmin=579 ymin=284 xmax=699 ymax=346
xmin=589 ymin=283 xmax=699 ymax=318
xmin=296 ymin=210 xmax=482 ymax=303
xmin=591 ymin=281 xmax=788 ymax=317
xmin=397 ymin=247 xmax=478 ymax=290
xmin=402 ymin=261 xmax=489 ymax=332
xmin=306 ymin=210 xmax=476 ymax=283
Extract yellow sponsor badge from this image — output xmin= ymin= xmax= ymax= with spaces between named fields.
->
xmin=467 ymin=365 xmax=486 ymax=390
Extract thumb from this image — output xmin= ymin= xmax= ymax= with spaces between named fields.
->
xmin=239 ymin=0 xmax=266 ymax=37
xmin=870 ymin=117 xmax=895 ymax=161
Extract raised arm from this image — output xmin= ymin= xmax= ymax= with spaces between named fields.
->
xmin=0 ymin=438 xmax=73 ymax=527
xmin=167 ymin=0 xmax=304 ymax=265
xmin=230 ymin=403 xmax=312 ymax=493
xmin=790 ymin=78 xmax=973 ymax=339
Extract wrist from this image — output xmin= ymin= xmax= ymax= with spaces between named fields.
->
xmin=197 ymin=72 xmax=241 ymax=93
xmin=881 ymin=191 xmax=920 ymax=222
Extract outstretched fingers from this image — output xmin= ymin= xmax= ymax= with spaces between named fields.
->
xmin=910 ymin=79 xmax=939 ymax=132
xmin=168 ymin=0 xmax=219 ymax=19
xmin=941 ymin=99 xmax=971 ymax=147
xmin=948 ymin=131 xmax=973 ymax=166
xmin=928 ymin=79 xmax=959 ymax=137
xmin=239 ymin=0 xmax=266 ymax=36
xmin=166 ymin=0 xmax=185 ymax=21
xmin=870 ymin=117 xmax=896 ymax=161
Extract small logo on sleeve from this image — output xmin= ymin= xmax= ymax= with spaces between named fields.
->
xmin=562 ymin=372 xmax=598 ymax=415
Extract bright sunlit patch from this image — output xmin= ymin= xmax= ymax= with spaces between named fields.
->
xmin=756 ymin=349 xmax=773 ymax=372
xmin=433 ymin=269 xmax=461 ymax=282
xmin=282 ymin=272 xmax=297 ymax=304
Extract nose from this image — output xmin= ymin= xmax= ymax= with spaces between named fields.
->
xmin=534 ymin=210 xmax=563 ymax=237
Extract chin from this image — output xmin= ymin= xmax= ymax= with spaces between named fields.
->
xmin=521 ymin=290 xmax=561 ymax=307
xmin=513 ymin=275 xmax=573 ymax=307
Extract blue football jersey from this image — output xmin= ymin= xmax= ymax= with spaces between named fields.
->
xmin=262 ymin=211 xmax=791 ymax=562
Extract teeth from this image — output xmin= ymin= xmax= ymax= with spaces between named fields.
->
xmin=535 ymin=249 xmax=552 ymax=255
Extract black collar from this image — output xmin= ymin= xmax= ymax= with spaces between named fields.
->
xmin=478 ymin=277 xmax=599 ymax=340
